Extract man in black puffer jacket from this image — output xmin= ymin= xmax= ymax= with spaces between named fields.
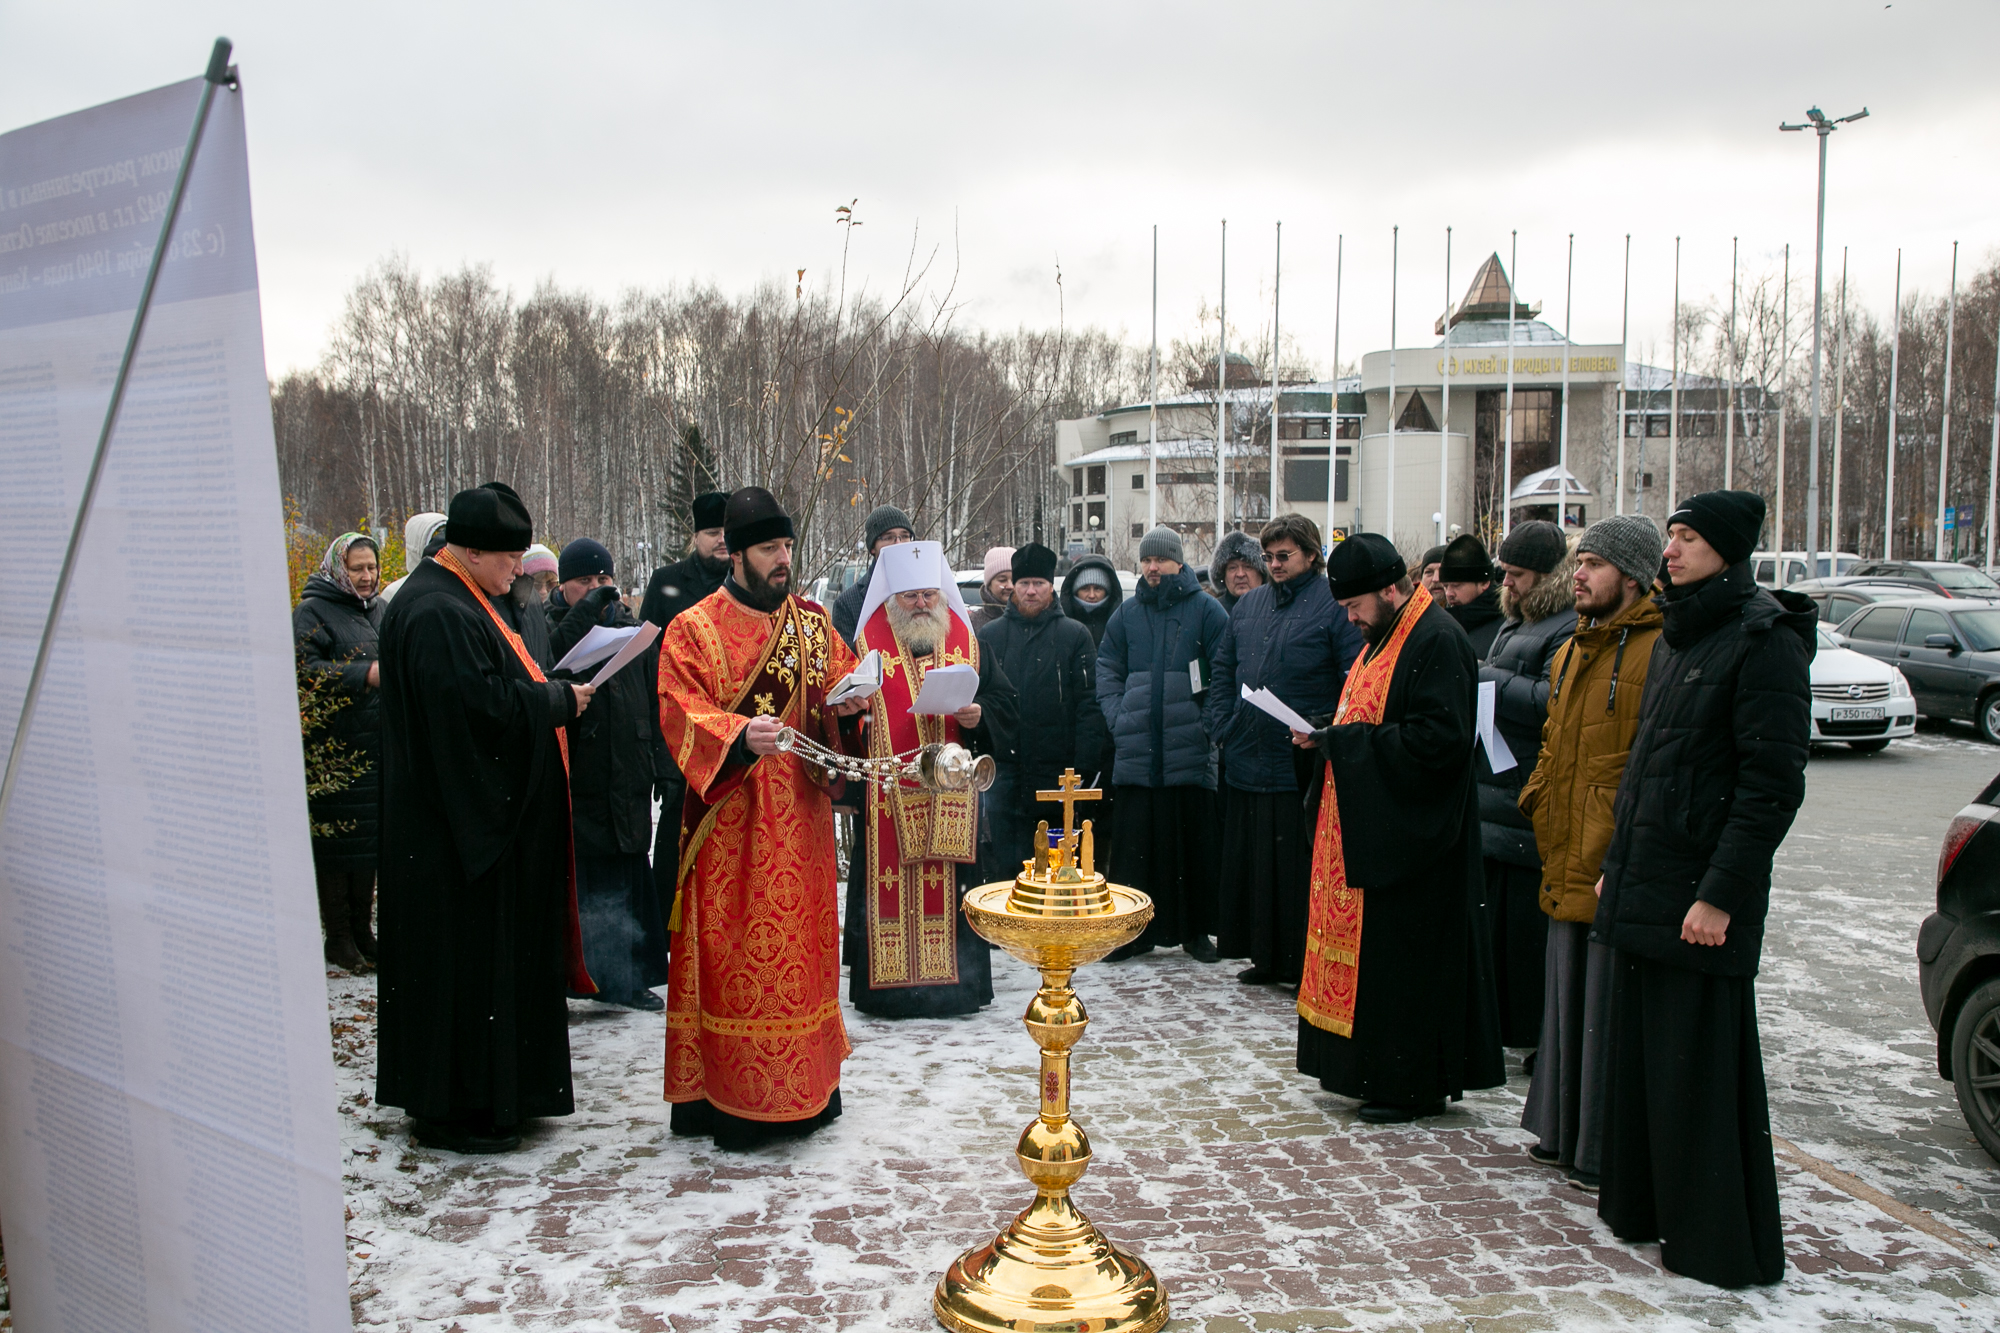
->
xmin=977 ymin=543 xmax=1106 ymax=880
xmin=1592 ymin=490 xmax=1811 ymax=1290
xmin=1476 ymin=520 xmax=1578 ymax=1047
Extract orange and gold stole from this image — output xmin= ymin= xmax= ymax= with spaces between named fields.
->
xmin=1297 ymin=582 xmax=1434 ymax=1038
xmin=856 ymin=602 xmax=979 ymax=989
xmin=433 ymin=545 xmax=594 ymax=996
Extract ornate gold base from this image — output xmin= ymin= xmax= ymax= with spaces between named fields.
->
xmin=934 ymin=1192 xmax=1167 ymax=1333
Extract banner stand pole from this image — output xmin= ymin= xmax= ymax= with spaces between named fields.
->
xmin=0 ymin=37 xmax=237 ymax=834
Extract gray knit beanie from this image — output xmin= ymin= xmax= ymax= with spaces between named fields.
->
xmin=1577 ymin=514 xmax=1665 ymax=589
xmin=1138 ymin=525 xmax=1185 ymax=565
xmin=863 ymin=504 xmax=915 ymax=550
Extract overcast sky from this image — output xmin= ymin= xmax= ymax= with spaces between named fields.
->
xmin=6 ymin=1 xmax=1997 ymax=380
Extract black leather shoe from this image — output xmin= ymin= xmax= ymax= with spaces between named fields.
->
xmin=1186 ymin=935 xmax=1220 ymax=964
xmin=411 ymin=1118 xmax=521 ymax=1155
xmin=1236 ymin=966 xmax=1275 ymax=984
xmin=1567 ymin=1169 xmax=1600 ymax=1193
xmin=1526 ymin=1143 xmax=1563 ymax=1166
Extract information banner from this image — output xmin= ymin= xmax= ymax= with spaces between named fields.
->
xmin=0 ymin=78 xmax=350 ymax=1331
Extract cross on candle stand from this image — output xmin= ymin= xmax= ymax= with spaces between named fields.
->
xmin=1036 ymin=768 xmax=1102 ymax=846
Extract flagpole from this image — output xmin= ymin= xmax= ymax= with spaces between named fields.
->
xmin=1326 ymin=234 xmax=1344 ymax=538
xmin=1269 ymin=220 xmax=1282 ymax=524
xmin=1937 ymin=240 xmax=1959 ymax=560
xmin=1148 ymin=225 xmax=1158 ymax=531
xmin=1726 ymin=236 xmax=1738 ymax=489
xmin=1503 ymin=231 xmax=1517 ymax=538
xmin=1216 ymin=219 xmax=1228 ymax=553
xmin=1987 ymin=292 xmax=2000 ymax=570
xmin=1669 ymin=236 xmax=1682 ymax=511
xmin=1831 ymin=246 xmax=1848 ymax=557
xmin=1617 ymin=234 xmax=1630 ymax=516
xmin=1439 ymin=226 xmax=1452 ymax=547
xmin=1884 ymin=249 xmax=1900 ymax=557
xmin=1387 ymin=225 xmax=1399 ymax=547
xmin=1559 ymin=233 xmax=1574 ymax=529
xmin=1778 ymin=244 xmax=1790 ymax=553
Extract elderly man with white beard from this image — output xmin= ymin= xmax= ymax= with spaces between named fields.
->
xmin=842 ymin=540 xmax=1018 ymax=1018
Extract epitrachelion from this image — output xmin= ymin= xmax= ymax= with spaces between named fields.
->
xmin=0 ymin=75 xmax=351 ymax=1330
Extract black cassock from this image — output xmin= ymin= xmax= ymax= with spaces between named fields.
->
xmin=375 ymin=559 xmax=589 ymax=1128
xmin=1297 ymin=596 xmax=1506 ymax=1107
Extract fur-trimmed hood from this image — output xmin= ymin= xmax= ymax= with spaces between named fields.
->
xmin=1499 ymin=540 xmax=1579 ymax=623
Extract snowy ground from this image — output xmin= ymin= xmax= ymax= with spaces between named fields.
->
xmin=333 ymin=728 xmax=2000 ymax=1331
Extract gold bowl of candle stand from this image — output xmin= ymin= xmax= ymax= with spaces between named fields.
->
xmin=934 ymin=771 xmax=1166 ymax=1333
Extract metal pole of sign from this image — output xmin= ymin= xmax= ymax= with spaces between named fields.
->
xmin=1617 ymin=234 xmax=1630 ymax=516
xmin=0 ymin=38 xmax=237 ymax=835
xmin=1986 ymin=294 xmax=2000 ymax=571
xmin=1558 ymin=233 xmax=1574 ymax=530
xmin=1669 ymin=237 xmax=1681 ymax=511
xmin=1387 ymin=225 xmax=1399 ymax=544
xmin=1831 ymin=247 xmax=1848 ymax=559
xmin=1778 ymin=244 xmax=1790 ymax=552
xmin=1725 ymin=237 xmax=1738 ymax=489
xmin=1325 ymin=234 xmax=1343 ymax=537
xmin=1502 ymin=232 xmax=1517 ymax=538
xmin=1438 ymin=226 xmax=1452 ymax=547
xmin=1216 ymin=219 xmax=1228 ymax=549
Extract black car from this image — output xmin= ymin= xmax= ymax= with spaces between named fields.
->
xmin=1836 ymin=597 xmax=2000 ymax=741
xmin=1919 ymin=772 xmax=2000 ymax=1164
xmin=1789 ymin=578 xmax=1929 ymax=625
xmin=1848 ymin=560 xmax=2000 ymax=601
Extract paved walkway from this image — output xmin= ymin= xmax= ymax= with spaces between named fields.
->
xmin=335 ymin=942 xmax=2000 ymax=1331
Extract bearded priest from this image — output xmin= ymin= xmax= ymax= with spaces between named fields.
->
xmin=655 ymin=487 xmax=870 ymax=1151
xmin=1290 ymin=534 xmax=1505 ymax=1123
xmin=844 ymin=539 xmax=1018 ymax=1018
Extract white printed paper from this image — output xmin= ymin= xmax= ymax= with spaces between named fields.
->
xmin=1190 ymin=658 xmax=1206 ymax=693
xmin=1477 ymin=680 xmax=1519 ymax=773
xmin=827 ymin=649 xmax=883 ymax=706
xmin=1241 ymin=683 xmax=1314 ymax=734
xmin=0 ymin=77 xmax=349 ymax=1330
xmin=555 ymin=622 xmax=642 ymax=673
xmin=588 ymin=620 xmax=661 ymax=686
xmin=911 ymin=662 xmax=980 ymax=715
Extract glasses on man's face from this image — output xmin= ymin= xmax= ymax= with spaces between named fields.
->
xmin=896 ymin=590 xmax=942 ymax=607
xmin=1264 ymin=548 xmax=1301 ymax=563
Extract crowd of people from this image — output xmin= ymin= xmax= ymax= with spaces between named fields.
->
xmin=293 ymin=477 xmax=1810 ymax=1290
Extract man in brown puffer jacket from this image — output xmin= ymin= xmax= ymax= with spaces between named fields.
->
xmin=1515 ymin=513 xmax=1665 ymax=1193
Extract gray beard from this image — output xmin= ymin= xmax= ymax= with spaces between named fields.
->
xmin=887 ymin=600 xmax=950 ymax=655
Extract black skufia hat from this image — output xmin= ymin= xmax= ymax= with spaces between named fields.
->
xmin=1437 ymin=533 xmax=1493 ymax=584
xmin=691 ymin=491 xmax=728 ymax=533
xmin=724 ymin=487 xmax=795 ymax=551
xmin=1326 ymin=533 xmax=1408 ymax=599
xmin=445 ymin=481 xmax=533 ymax=551
xmin=1011 ymin=543 xmax=1059 ymax=583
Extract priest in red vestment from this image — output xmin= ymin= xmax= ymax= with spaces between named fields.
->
xmin=843 ymin=539 xmax=1016 ymax=1018
xmin=655 ymin=487 xmax=868 ymax=1150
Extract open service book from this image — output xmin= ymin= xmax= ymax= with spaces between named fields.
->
xmin=827 ymin=650 xmax=883 ymax=706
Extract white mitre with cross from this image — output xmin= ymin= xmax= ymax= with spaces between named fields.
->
xmin=854 ymin=539 xmax=974 ymax=635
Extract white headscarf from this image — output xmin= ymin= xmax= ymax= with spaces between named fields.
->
xmin=854 ymin=540 xmax=972 ymax=638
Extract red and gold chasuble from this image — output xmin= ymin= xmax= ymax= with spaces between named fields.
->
xmin=1297 ymin=582 xmax=1433 ymax=1039
xmin=855 ymin=603 xmax=979 ymax=989
xmin=433 ymin=546 xmax=594 ymax=995
xmin=656 ymin=591 xmax=857 ymax=1121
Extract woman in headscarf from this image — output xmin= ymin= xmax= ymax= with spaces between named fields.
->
xmin=294 ymin=532 xmax=385 ymax=972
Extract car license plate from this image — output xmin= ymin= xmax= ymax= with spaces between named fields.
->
xmin=1830 ymin=706 xmax=1884 ymax=721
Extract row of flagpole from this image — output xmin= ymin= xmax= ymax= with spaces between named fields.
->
xmin=1138 ymin=222 xmax=1995 ymax=564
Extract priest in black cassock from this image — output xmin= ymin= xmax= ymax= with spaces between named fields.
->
xmin=1291 ymin=534 xmax=1504 ymax=1123
xmin=375 ymin=482 xmax=599 ymax=1155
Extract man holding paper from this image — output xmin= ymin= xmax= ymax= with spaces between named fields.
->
xmin=846 ymin=539 xmax=1017 ymax=1018
xmin=376 ymin=483 xmax=598 ymax=1155
xmin=655 ymin=487 xmax=867 ymax=1149
xmin=546 ymin=538 xmax=671 ymax=1012
xmin=1204 ymin=515 xmax=1362 ymax=988
xmin=1290 ymin=533 xmax=1504 ymax=1124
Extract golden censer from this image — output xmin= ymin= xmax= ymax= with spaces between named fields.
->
xmin=936 ymin=770 xmax=1167 ymax=1333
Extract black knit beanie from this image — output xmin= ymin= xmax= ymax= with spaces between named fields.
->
xmin=1496 ymin=520 xmax=1567 ymax=574
xmin=1666 ymin=490 xmax=1766 ymax=566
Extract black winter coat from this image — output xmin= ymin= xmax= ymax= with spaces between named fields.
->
xmin=639 ymin=552 xmax=728 ymax=633
xmin=1594 ymin=563 xmax=1813 ymax=977
xmin=1449 ymin=586 xmax=1504 ymax=659
xmin=294 ymin=574 xmax=383 ymax=870
xmin=1476 ymin=592 xmax=1578 ymax=865
xmin=832 ymin=561 xmax=874 ymax=650
xmin=1096 ymin=566 xmax=1230 ymax=789
xmin=1204 ymin=574 xmax=1364 ymax=792
xmin=1060 ymin=555 xmax=1124 ymax=650
xmin=978 ymin=603 xmax=1108 ymax=804
xmin=545 ymin=586 xmax=668 ymax=858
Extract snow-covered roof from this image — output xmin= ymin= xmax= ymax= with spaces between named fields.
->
xmin=1511 ymin=464 xmax=1593 ymax=500
xmin=1068 ymin=437 xmax=1275 ymax=467
xmin=1098 ymin=375 xmax=1360 ymax=420
xmin=1624 ymin=362 xmax=1767 ymax=393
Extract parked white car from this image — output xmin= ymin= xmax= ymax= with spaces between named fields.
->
xmin=1812 ymin=624 xmax=1916 ymax=751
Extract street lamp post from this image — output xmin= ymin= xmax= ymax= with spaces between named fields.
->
xmin=1780 ymin=104 xmax=1868 ymax=581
